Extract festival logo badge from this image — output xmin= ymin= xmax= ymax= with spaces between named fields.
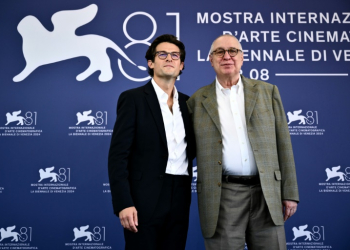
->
xmin=13 ymin=4 xmax=181 ymax=83
xmin=287 ymin=109 xmax=325 ymax=136
xmin=13 ymin=4 xmax=146 ymax=83
xmin=38 ymin=167 xmax=60 ymax=182
xmin=325 ymin=166 xmax=346 ymax=182
xmin=76 ymin=111 xmax=102 ymax=126
xmin=64 ymin=225 xmax=113 ymax=249
xmin=292 ymin=225 xmax=314 ymax=241
xmin=286 ymin=224 xmax=333 ymax=249
xmin=191 ymin=166 xmax=197 ymax=193
xmin=0 ymin=226 xmax=22 ymax=242
xmin=73 ymin=226 xmax=95 ymax=242
xmin=1 ymin=110 xmax=42 ymax=137
xmin=5 ymin=111 xmax=29 ymax=126
xmin=319 ymin=165 xmax=350 ymax=193
xmin=30 ymin=166 xmax=77 ymax=194
xmin=0 ymin=225 xmax=38 ymax=249
xmin=68 ymin=110 xmax=112 ymax=137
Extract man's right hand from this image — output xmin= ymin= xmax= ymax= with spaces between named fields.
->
xmin=119 ymin=206 xmax=138 ymax=233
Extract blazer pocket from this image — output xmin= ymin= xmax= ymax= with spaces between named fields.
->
xmin=130 ymin=170 xmax=142 ymax=180
xmin=197 ymin=183 xmax=202 ymax=193
xmin=274 ymin=170 xmax=282 ymax=181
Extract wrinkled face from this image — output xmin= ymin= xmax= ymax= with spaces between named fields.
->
xmin=148 ymin=42 xmax=184 ymax=79
xmin=209 ymin=36 xmax=243 ymax=78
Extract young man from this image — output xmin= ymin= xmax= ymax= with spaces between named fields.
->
xmin=108 ymin=34 xmax=195 ymax=250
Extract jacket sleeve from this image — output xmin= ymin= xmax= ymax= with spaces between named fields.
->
xmin=272 ymin=85 xmax=300 ymax=202
xmin=108 ymin=91 xmax=136 ymax=215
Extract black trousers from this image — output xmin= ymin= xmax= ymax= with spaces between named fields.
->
xmin=124 ymin=174 xmax=191 ymax=250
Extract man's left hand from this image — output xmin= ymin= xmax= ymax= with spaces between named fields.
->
xmin=282 ymin=200 xmax=298 ymax=221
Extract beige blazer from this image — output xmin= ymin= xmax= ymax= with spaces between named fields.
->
xmin=187 ymin=75 xmax=299 ymax=238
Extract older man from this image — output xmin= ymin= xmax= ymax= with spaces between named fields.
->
xmin=187 ymin=34 xmax=299 ymax=250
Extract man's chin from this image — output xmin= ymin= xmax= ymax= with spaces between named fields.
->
xmin=158 ymin=73 xmax=179 ymax=80
xmin=219 ymin=71 xmax=237 ymax=76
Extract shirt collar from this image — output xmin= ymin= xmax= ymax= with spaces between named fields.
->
xmin=216 ymin=75 xmax=243 ymax=95
xmin=151 ymin=78 xmax=178 ymax=104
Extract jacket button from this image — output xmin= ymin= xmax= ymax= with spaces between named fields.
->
xmin=218 ymin=161 xmax=222 ymax=165
xmin=159 ymin=175 xmax=164 ymax=179
xmin=218 ymin=140 xmax=222 ymax=144
xmin=218 ymin=182 xmax=221 ymax=187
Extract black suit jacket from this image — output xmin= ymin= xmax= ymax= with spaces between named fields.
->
xmin=108 ymin=81 xmax=195 ymax=223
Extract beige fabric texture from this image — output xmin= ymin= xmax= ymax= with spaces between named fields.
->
xmin=187 ymin=75 xmax=299 ymax=238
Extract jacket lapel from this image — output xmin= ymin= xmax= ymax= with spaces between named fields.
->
xmin=144 ymin=81 xmax=167 ymax=148
xmin=202 ymin=81 xmax=222 ymax=134
xmin=242 ymin=75 xmax=258 ymax=123
xmin=179 ymin=94 xmax=190 ymax=137
xmin=179 ymin=93 xmax=195 ymax=165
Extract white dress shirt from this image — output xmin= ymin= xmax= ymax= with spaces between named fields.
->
xmin=151 ymin=79 xmax=188 ymax=175
xmin=216 ymin=76 xmax=257 ymax=176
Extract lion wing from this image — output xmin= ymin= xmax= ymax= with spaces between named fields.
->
xmin=82 ymin=110 xmax=92 ymax=116
xmin=293 ymin=110 xmax=302 ymax=116
xmin=45 ymin=166 xmax=55 ymax=173
xmin=79 ymin=225 xmax=89 ymax=232
xmin=51 ymin=4 xmax=98 ymax=34
xmin=6 ymin=225 xmax=16 ymax=232
xmin=298 ymin=224 xmax=308 ymax=231
xmin=331 ymin=166 xmax=341 ymax=172
xmin=11 ymin=110 xmax=22 ymax=117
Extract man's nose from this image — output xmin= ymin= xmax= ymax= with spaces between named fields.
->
xmin=165 ymin=54 xmax=173 ymax=61
xmin=223 ymin=51 xmax=231 ymax=60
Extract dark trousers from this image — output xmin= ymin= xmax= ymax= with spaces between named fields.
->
xmin=124 ymin=174 xmax=191 ymax=250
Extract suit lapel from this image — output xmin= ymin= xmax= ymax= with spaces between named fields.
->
xmin=144 ymin=81 xmax=167 ymax=148
xmin=179 ymin=93 xmax=195 ymax=164
xmin=202 ymin=81 xmax=222 ymax=134
xmin=179 ymin=93 xmax=190 ymax=136
xmin=242 ymin=75 xmax=258 ymax=122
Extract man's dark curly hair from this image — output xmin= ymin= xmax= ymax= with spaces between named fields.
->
xmin=145 ymin=34 xmax=186 ymax=77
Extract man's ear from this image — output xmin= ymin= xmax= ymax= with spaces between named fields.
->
xmin=147 ymin=60 xmax=154 ymax=69
xmin=209 ymin=55 xmax=214 ymax=67
xmin=240 ymin=52 xmax=244 ymax=62
xmin=180 ymin=61 xmax=184 ymax=71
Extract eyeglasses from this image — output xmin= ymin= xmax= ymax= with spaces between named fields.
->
xmin=155 ymin=51 xmax=181 ymax=60
xmin=211 ymin=48 xmax=242 ymax=58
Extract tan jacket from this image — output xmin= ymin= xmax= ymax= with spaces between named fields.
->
xmin=187 ymin=75 xmax=299 ymax=238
